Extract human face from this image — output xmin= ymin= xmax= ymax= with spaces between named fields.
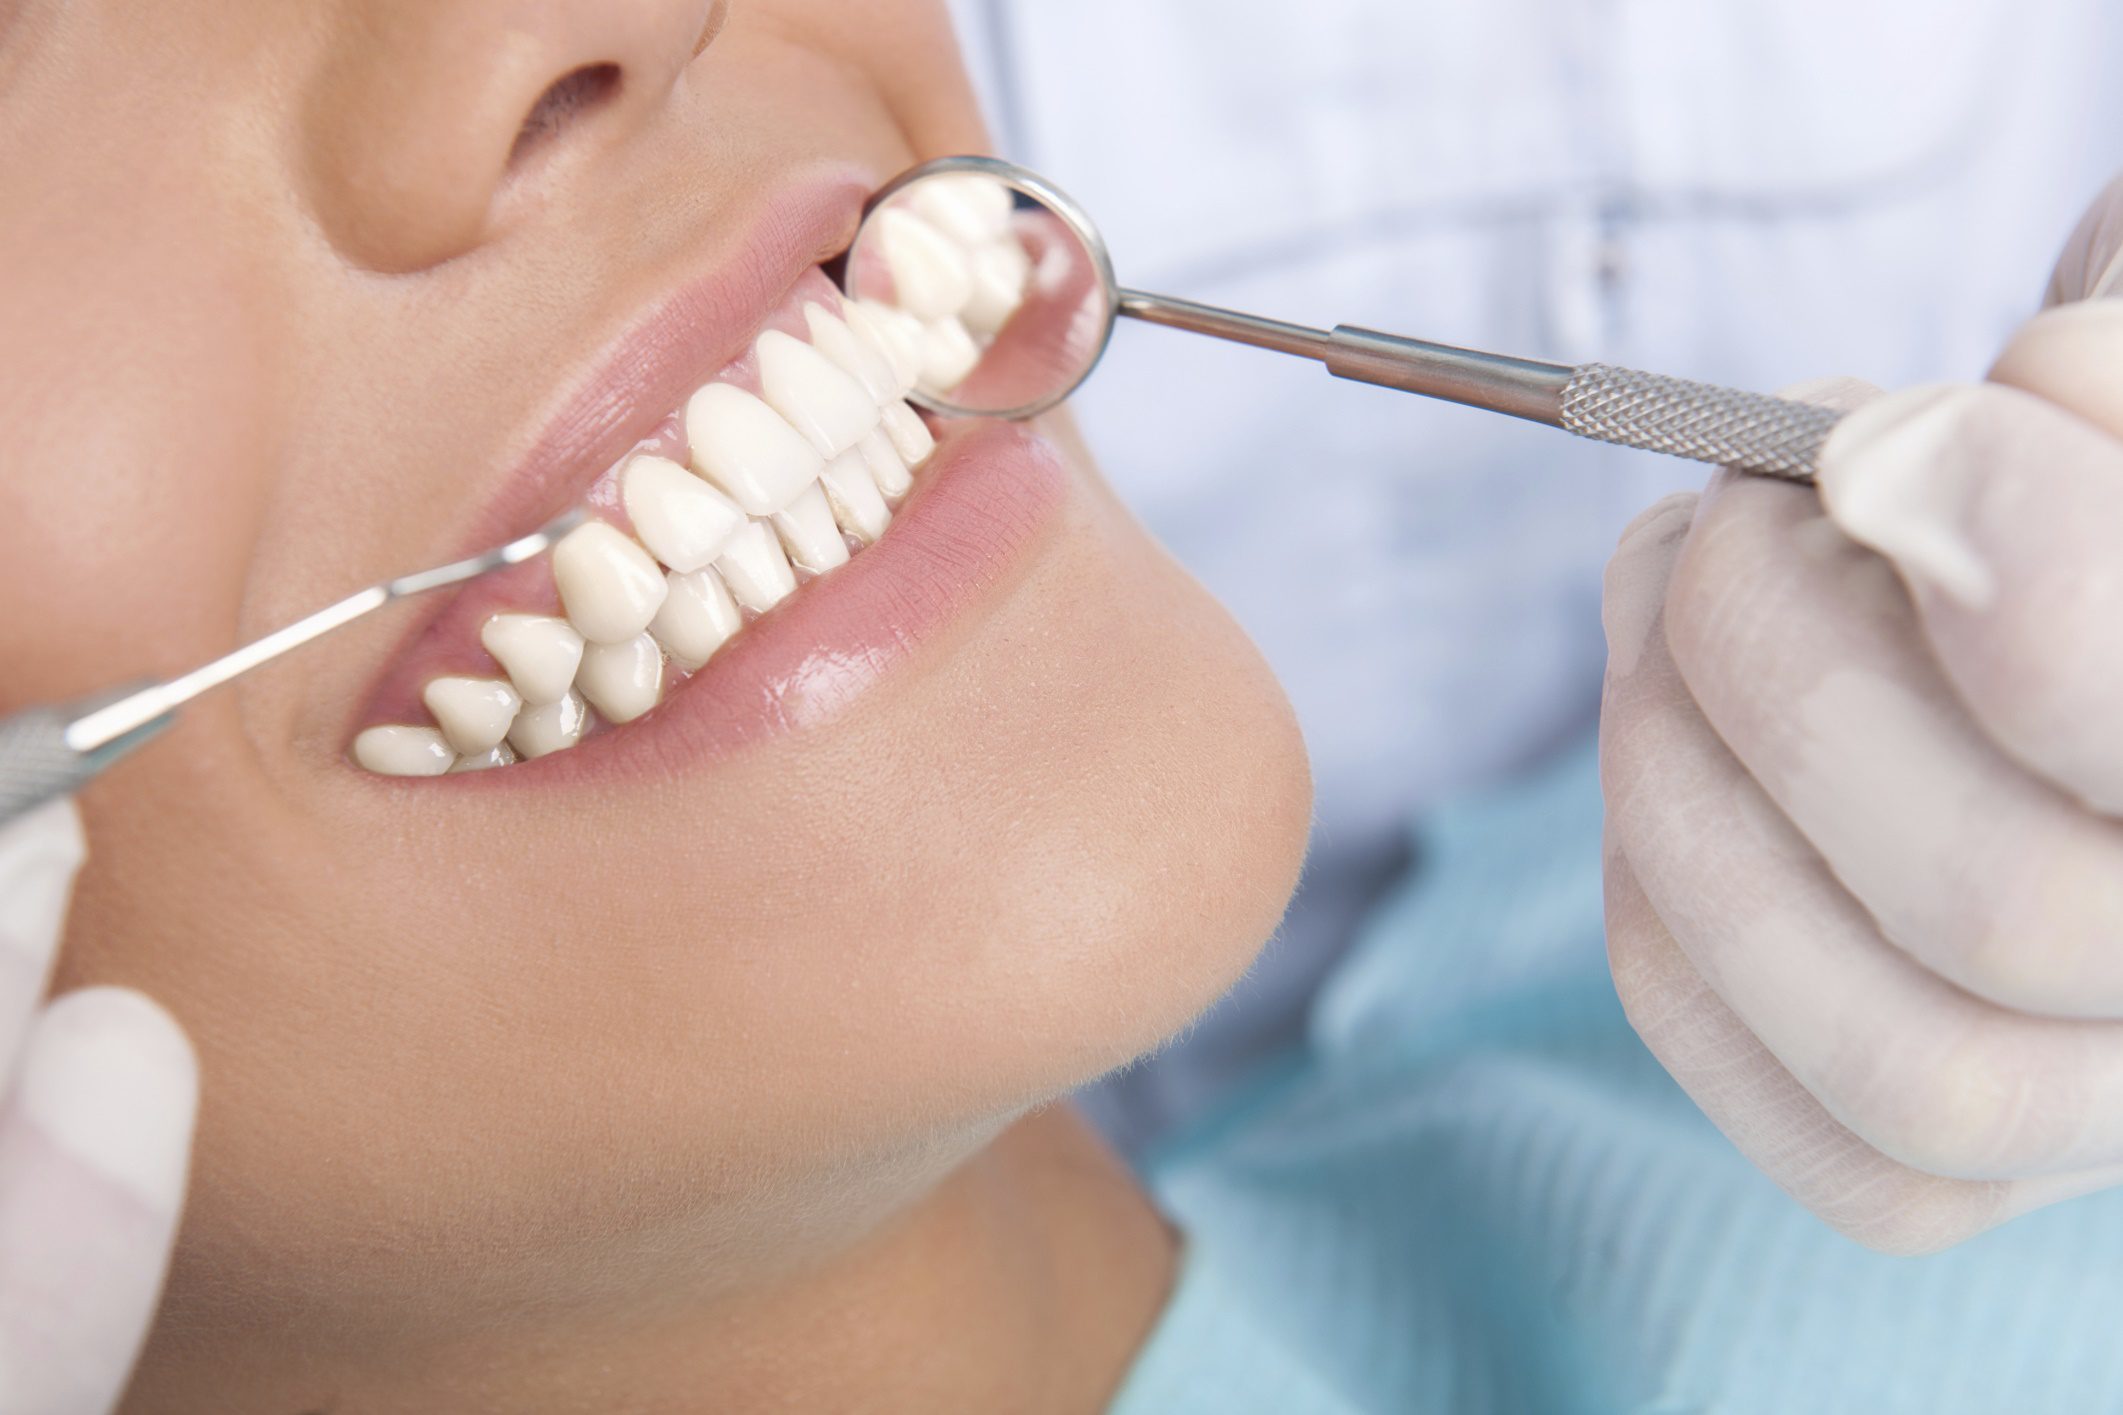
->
xmin=1 ymin=0 xmax=1310 ymax=1354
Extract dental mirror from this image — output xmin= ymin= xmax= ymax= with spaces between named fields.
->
xmin=847 ymin=156 xmax=1846 ymax=484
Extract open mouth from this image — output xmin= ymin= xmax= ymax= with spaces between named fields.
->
xmin=349 ymin=172 xmax=1038 ymax=778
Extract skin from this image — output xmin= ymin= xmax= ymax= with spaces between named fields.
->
xmin=0 ymin=1 xmax=1314 ymax=1409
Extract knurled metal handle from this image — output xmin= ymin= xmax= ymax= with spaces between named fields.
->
xmin=0 ymin=707 xmax=93 ymax=824
xmin=1560 ymin=364 xmax=1842 ymax=483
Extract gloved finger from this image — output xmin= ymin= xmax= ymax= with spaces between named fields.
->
xmin=0 ymin=988 xmax=195 ymax=1415
xmin=1992 ymin=302 xmax=2123 ymax=444
xmin=1600 ymin=517 xmax=2007 ymax=1242
xmin=1606 ymin=847 xmax=2123 ymax=1252
xmin=1605 ymin=846 xmax=2017 ymax=1254
xmin=2040 ymin=172 xmax=2123 ymax=308
xmin=1818 ymin=381 xmax=2123 ymax=816
xmin=1609 ymin=587 xmax=2123 ymax=1181
xmin=0 ymin=800 xmax=86 ymax=1068
xmin=1664 ymin=460 xmax=2123 ymax=1017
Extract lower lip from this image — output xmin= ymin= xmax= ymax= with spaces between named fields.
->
xmin=464 ymin=418 xmax=1069 ymax=787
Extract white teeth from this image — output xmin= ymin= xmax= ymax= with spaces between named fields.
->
xmin=755 ymin=330 xmax=882 ymax=459
xmin=715 ymin=518 xmax=799 ymax=613
xmin=961 ymin=239 xmax=1032 ymax=337
xmin=772 ymin=481 xmax=852 ymax=574
xmin=577 ymin=634 xmax=664 ymax=724
xmin=553 ymin=521 xmax=668 ymax=644
xmin=939 ymin=173 xmax=1015 ymax=237
xmin=820 ymin=446 xmax=893 ymax=543
xmin=855 ymin=300 xmax=929 ymax=395
xmin=353 ymin=725 xmax=456 ymax=778
xmin=880 ymin=402 xmax=936 ymax=470
xmin=804 ymin=303 xmax=899 ymax=406
xmin=860 ymin=429 xmax=914 ymax=500
xmin=480 ymin=614 xmax=584 ymax=705
xmin=650 ymin=566 xmax=743 ymax=670
xmin=918 ymin=316 xmax=982 ymax=392
xmin=508 ymin=690 xmax=589 ymax=759
xmin=686 ymin=382 xmax=824 ymax=516
xmin=622 ymin=454 xmax=745 ymax=574
xmin=351 ymin=284 xmax=954 ymax=774
xmin=848 ymin=300 xmax=925 ymax=396
xmin=910 ymin=177 xmax=1011 ymax=248
xmin=875 ymin=209 xmax=973 ymax=322
xmin=421 ymin=676 xmax=524 ymax=755
xmin=450 ymin=743 xmax=518 ymax=773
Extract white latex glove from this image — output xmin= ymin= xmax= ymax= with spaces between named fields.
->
xmin=1601 ymin=174 xmax=2123 ymax=1255
xmin=0 ymin=799 xmax=195 ymax=1413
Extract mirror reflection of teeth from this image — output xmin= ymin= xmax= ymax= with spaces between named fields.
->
xmin=866 ymin=173 xmax=1032 ymax=396
xmin=875 ymin=209 xmax=975 ymax=321
xmin=919 ymin=316 xmax=981 ymax=392
xmin=349 ymin=289 xmax=937 ymax=778
xmin=907 ymin=173 xmax=1012 ymax=247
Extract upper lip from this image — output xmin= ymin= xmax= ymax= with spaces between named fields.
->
xmin=458 ymin=161 xmax=876 ymax=561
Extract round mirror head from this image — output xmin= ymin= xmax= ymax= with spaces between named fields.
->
xmin=843 ymin=156 xmax=1118 ymax=421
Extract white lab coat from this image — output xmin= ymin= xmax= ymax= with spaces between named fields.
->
xmin=947 ymin=0 xmax=2123 ymax=1149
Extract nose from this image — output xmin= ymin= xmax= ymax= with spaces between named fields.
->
xmin=301 ymin=0 xmax=725 ymax=272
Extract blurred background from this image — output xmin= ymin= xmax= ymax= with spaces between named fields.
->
xmin=944 ymin=0 xmax=2123 ymax=1154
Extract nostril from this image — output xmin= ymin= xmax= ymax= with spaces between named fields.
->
xmin=509 ymin=63 xmax=623 ymax=169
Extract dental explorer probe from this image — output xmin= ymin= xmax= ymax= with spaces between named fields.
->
xmin=0 ymin=509 xmax=587 ymax=829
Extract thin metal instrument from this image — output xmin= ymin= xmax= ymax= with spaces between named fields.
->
xmin=1118 ymin=292 xmax=1838 ymax=483
xmin=0 ymin=509 xmax=586 ymax=827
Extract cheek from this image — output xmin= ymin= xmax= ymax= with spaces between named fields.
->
xmin=790 ymin=480 xmax=1314 ymax=1094
xmin=0 ymin=160 xmax=284 ymax=699
xmin=746 ymin=0 xmax=990 ymax=155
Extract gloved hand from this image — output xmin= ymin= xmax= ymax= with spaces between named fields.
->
xmin=0 ymin=799 xmax=195 ymax=1413
xmin=1600 ymin=174 xmax=2123 ymax=1255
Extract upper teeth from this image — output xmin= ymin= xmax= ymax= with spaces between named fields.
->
xmin=686 ymin=382 xmax=825 ymax=517
xmin=844 ymin=300 xmax=924 ymax=394
xmin=480 ymin=614 xmax=585 ymax=705
xmin=552 ymin=521 xmax=668 ymax=644
xmin=756 ymin=330 xmax=882 ymax=459
xmin=622 ymin=454 xmax=746 ymax=574
xmin=804 ymin=303 xmax=899 ymax=406
xmin=353 ymin=290 xmax=940 ymax=777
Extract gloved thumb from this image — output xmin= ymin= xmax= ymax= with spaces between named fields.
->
xmin=1816 ymin=381 xmax=2123 ymax=815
